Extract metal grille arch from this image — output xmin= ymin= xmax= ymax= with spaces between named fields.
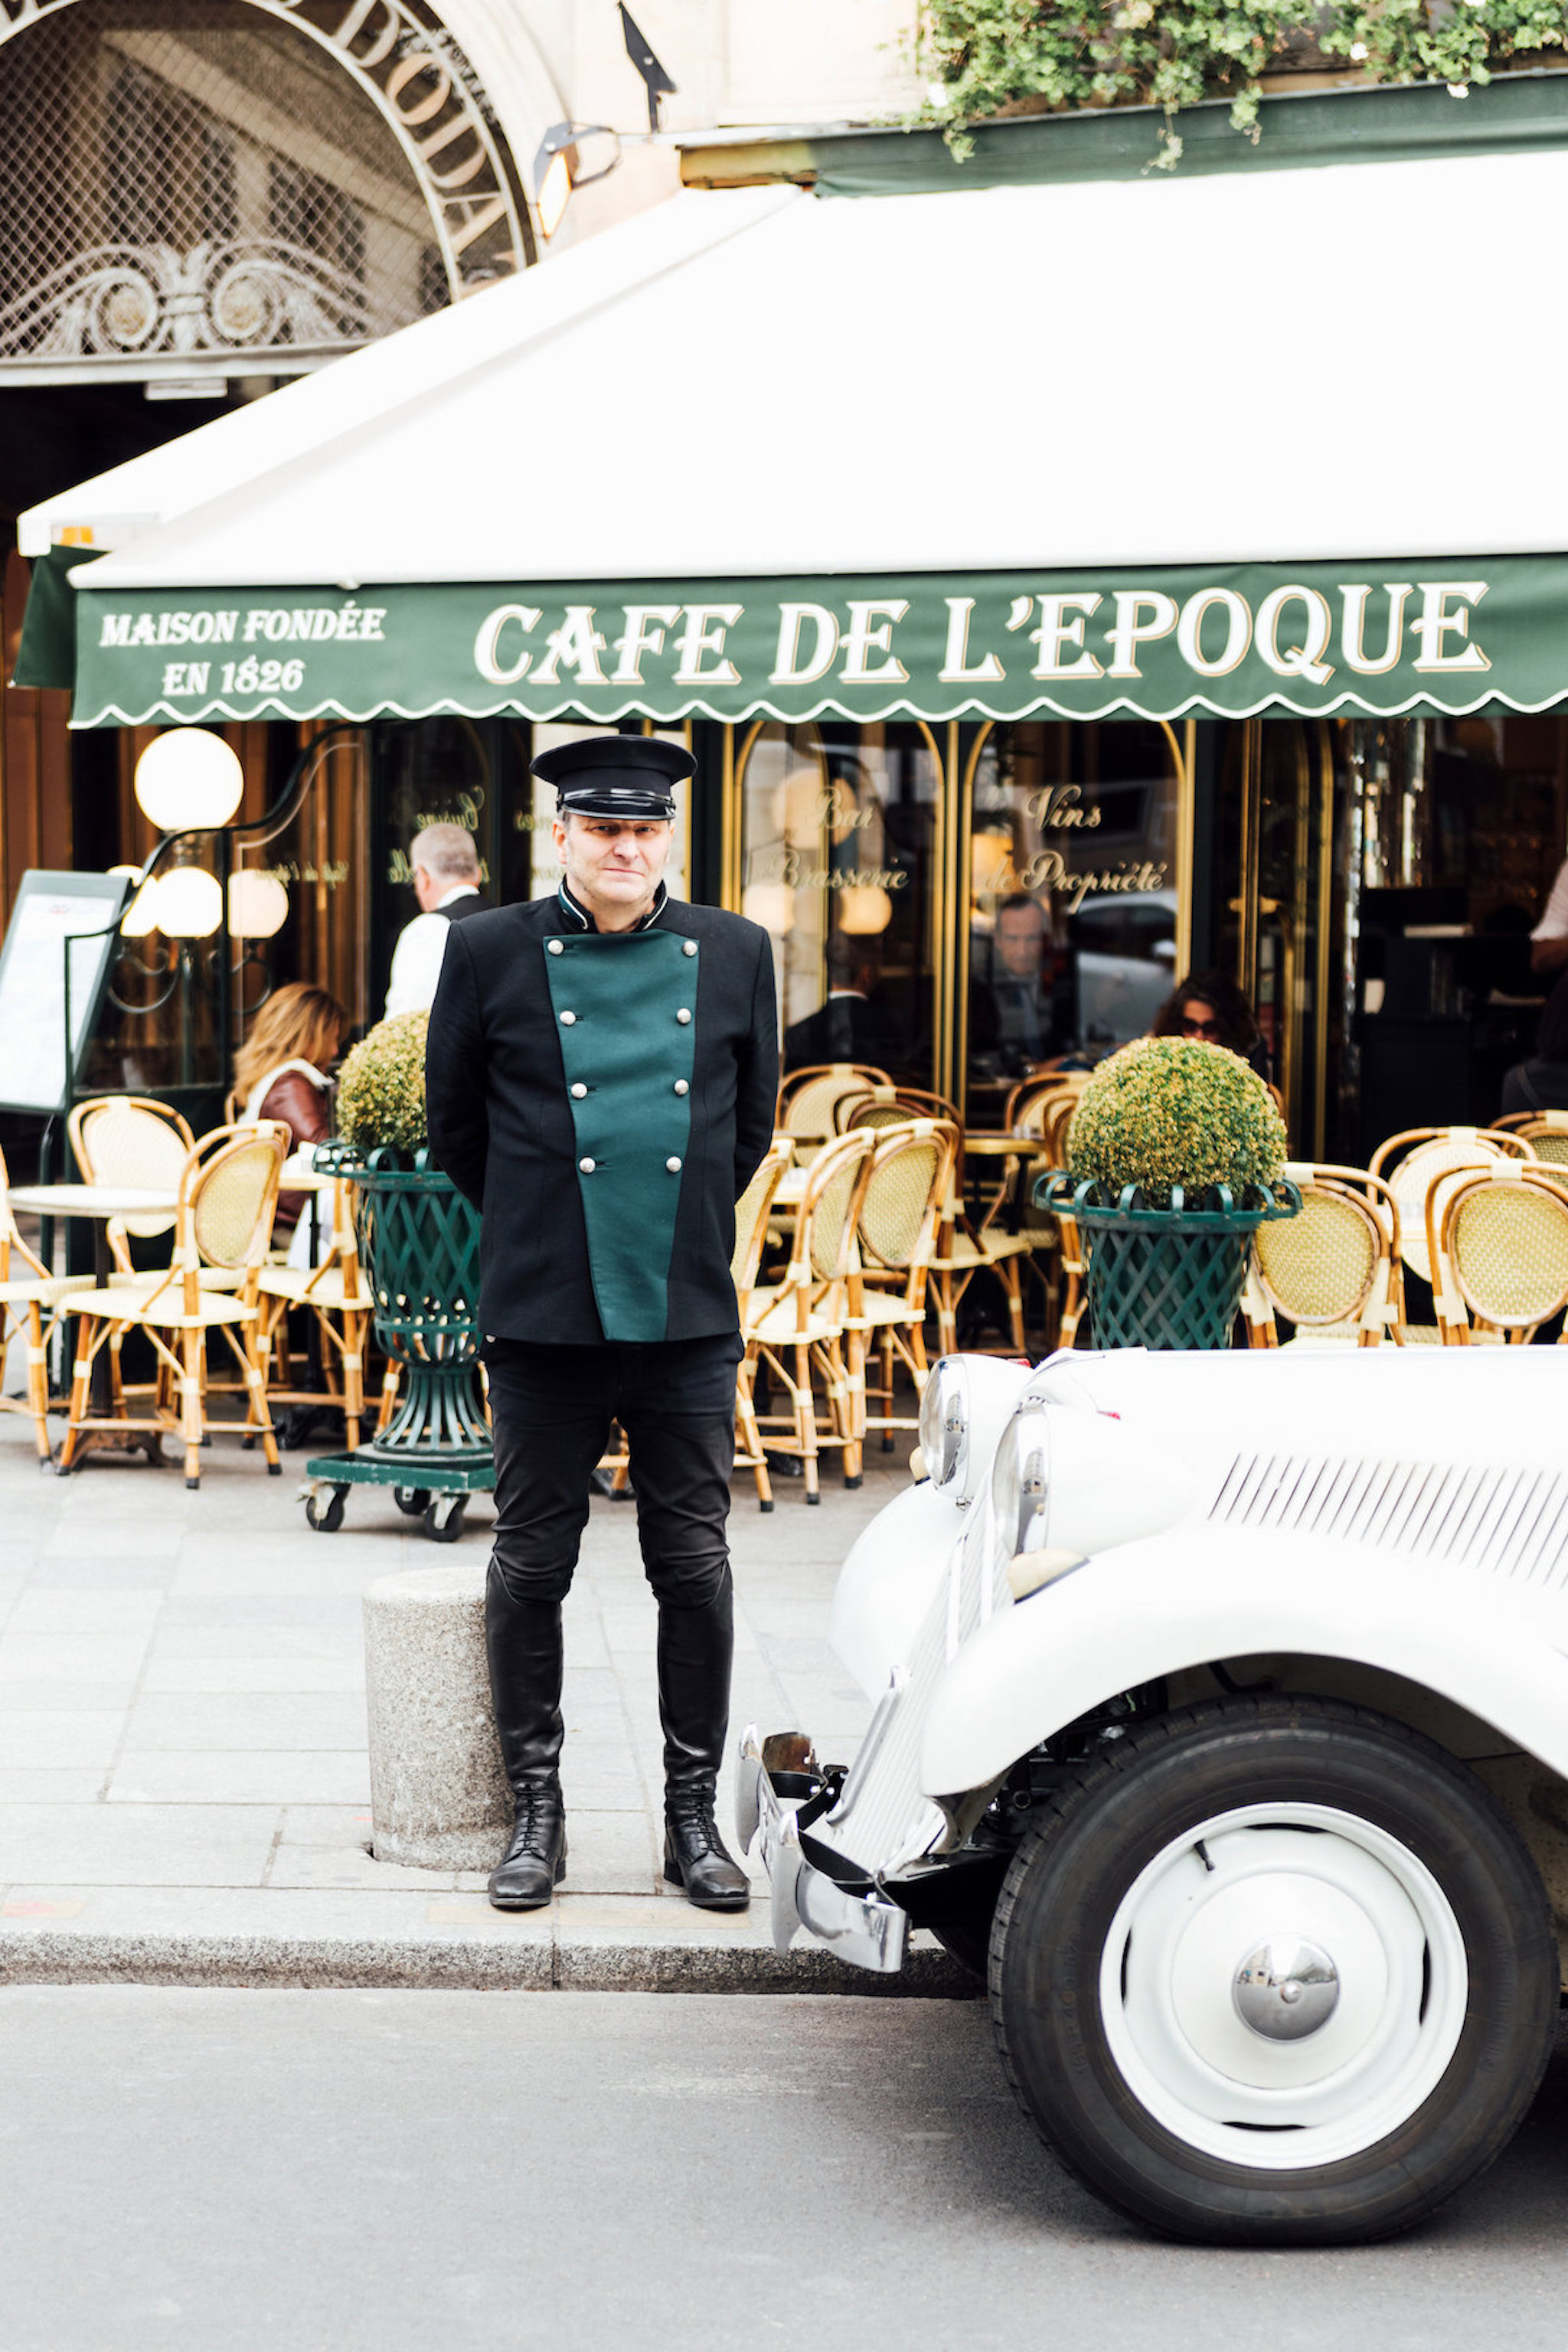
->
xmin=0 ymin=0 xmax=529 ymax=382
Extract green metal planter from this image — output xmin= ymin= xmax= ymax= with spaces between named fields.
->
xmin=304 ymin=1145 xmax=492 ymax=1541
xmin=1037 ymin=1174 xmax=1302 ymax=1351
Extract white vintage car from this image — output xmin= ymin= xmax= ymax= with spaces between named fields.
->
xmin=737 ymin=1346 xmax=1568 ymax=2246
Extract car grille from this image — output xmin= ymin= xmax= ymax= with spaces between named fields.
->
xmin=1211 ymin=1452 xmax=1568 ymax=1589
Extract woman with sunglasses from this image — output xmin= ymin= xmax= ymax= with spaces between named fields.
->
xmin=1150 ymin=968 xmax=1272 ymax=1081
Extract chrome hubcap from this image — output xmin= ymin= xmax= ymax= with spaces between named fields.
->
xmin=1098 ymin=1802 xmax=1467 ymax=2169
xmin=1233 ymin=1936 xmax=1340 ymax=2041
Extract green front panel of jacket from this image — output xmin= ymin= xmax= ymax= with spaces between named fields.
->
xmin=544 ymin=929 xmax=697 ymax=1342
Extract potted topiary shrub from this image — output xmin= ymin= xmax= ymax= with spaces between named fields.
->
xmin=1037 ymin=1037 xmax=1299 ymax=1350
xmin=302 ymin=1010 xmax=490 ymax=1540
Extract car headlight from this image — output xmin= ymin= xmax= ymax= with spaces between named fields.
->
xmin=991 ymin=1402 xmax=1053 ymax=1565
xmin=918 ymin=1358 xmax=971 ymax=1494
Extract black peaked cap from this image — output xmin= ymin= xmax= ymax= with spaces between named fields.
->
xmin=531 ymin=733 xmax=697 ymax=818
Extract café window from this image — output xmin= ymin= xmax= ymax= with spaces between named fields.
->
xmin=739 ymin=720 xmax=940 ymax=1087
xmin=966 ymin=721 xmax=1181 ymax=1112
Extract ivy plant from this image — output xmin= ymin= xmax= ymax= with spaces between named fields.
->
xmin=915 ymin=0 xmax=1568 ymax=166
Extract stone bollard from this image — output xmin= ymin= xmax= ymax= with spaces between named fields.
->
xmin=363 ymin=1561 xmax=512 ymax=1869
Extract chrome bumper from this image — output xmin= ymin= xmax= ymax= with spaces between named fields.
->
xmin=736 ymin=1726 xmax=908 ymax=1975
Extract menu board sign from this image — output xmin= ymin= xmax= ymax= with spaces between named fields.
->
xmin=0 ymin=870 xmax=129 ymax=1116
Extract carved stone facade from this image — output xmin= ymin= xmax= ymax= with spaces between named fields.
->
xmin=0 ymin=0 xmax=921 ymax=384
xmin=0 ymin=0 xmax=534 ymax=383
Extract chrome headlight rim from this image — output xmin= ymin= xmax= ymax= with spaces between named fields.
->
xmin=991 ymin=1400 xmax=1053 ymax=1572
xmin=919 ymin=1356 xmax=972 ymax=1495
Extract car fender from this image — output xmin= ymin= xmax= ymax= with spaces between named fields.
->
xmin=828 ymin=1478 xmax=968 ymax=1701
xmin=918 ymin=1521 xmax=1568 ymax=1798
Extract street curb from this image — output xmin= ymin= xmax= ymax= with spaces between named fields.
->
xmin=0 ymin=1931 xmax=978 ymax=1997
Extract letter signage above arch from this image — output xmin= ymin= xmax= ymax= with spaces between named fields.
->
xmin=54 ymin=558 xmax=1568 ymax=729
xmin=0 ymin=0 xmax=530 ymax=382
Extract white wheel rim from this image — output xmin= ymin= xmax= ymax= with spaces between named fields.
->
xmin=1097 ymin=1802 xmax=1468 ymax=2171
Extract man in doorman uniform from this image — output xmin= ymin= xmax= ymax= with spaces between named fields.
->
xmin=425 ymin=736 xmax=779 ymax=1912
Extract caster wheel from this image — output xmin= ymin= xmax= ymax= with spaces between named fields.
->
xmin=305 ymin=1485 xmax=348 ymax=1534
xmin=423 ymin=1494 xmax=466 ymax=1544
xmin=393 ymin=1487 xmax=432 ymax=1517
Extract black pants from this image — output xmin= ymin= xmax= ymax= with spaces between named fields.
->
xmin=483 ymin=1334 xmax=740 ymax=1609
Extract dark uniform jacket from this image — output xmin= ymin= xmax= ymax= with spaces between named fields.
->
xmin=425 ymin=892 xmax=778 ymax=1344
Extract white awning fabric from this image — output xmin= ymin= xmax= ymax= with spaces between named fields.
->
xmin=18 ymin=187 xmax=795 ymax=560
xmin=29 ymin=145 xmax=1568 ymax=594
xmin=24 ymin=143 xmax=1568 ymax=734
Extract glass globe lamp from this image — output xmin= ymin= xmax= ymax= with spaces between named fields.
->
xmin=108 ymin=863 xmax=161 ymax=939
xmin=227 ymin=870 xmax=289 ymax=940
xmin=152 ymin=864 xmax=224 ymax=940
xmin=133 ymin=729 xmax=244 ymax=835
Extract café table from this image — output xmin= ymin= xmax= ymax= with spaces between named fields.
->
xmin=278 ymin=1152 xmax=336 ymax=1194
xmin=5 ymin=1183 xmax=181 ymax=1462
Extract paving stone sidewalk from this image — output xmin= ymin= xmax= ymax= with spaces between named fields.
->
xmin=0 ymin=1400 xmax=961 ymax=1991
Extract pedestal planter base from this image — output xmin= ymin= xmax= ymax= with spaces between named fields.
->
xmin=300 ymin=1145 xmax=491 ymax=1537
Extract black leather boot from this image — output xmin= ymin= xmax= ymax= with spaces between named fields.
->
xmin=658 ymin=1576 xmax=750 ymax=1912
xmin=485 ymin=1566 xmax=567 ymax=1911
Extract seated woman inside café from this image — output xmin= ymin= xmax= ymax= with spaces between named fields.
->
xmin=232 ymin=982 xmax=350 ymax=1233
xmin=1150 ymin=969 xmax=1271 ymax=1083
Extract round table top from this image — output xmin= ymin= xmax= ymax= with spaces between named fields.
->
xmin=279 ymin=1153 xmax=338 ymax=1194
xmin=8 ymin=1183 xmax=179 ymax=1219
xmin=962 ymin=1132 xmax=1053 ymax=1158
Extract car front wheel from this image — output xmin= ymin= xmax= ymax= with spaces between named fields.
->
xmin=991 ymin=1695 xmax=1556 ymax=2246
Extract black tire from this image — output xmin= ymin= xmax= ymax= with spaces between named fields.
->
xmin=392 ymin=1487 xmax=432 ymax=1517
xmin=305 ymin=1487 xmax=346 ymax=1534
xmin=990 ymin=1695 xmax=1556 ymax=2247
xmin=423 ymin=1496 xmax=466 ymax=1544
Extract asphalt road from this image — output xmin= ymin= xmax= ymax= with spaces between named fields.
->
xmin=8 ymin=1988 xmax=1568 ymax=2352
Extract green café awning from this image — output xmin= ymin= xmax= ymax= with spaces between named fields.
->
xmin=62 ymin=558 xmax=1568 ymax=730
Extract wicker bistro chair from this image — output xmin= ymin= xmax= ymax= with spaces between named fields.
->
xmin=777 ymin=1063 xmax=891 ymax=1165
xmin=67 ymin=1096 xmax=196 ymax=1267
xmin=1370 ymin=1127 xmax=1536 ymax=1344
xmin=730 ymin=1138 xmax=794 ymax=1511
xmin=988 ymin=1080 xmax=1092 ymax=1351
xmin=253 ymin=1174 xmax=374 ymax=1449
xmin=57 ymin=1124 xmax=288 ymax=1488
xmin=742 ymin=1129 xmax=876 ymax=1500
xmin=1491 ymin=1112 xmax=1568 ymax=1168
xmin=1243 ymin=1163 xmax=1405 ymax=1348
xmin=0 ymin=1144 xmax=96 ymax=1465
xmin=836 ymin=1086 xmax=1031 ymax=1354
xmin=1436 ymin=1165 xmax=1568 ymax=1344
xmin=1001 ymin=1073 xmax=1089 ymax=1135
xmin=845 ymin=1118 xmax=958 ymax=1453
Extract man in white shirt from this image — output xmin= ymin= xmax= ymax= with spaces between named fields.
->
xmin=1531 ymin=857 xmax=1568 ymax=977
xmin=384 ymin=822 xmax=485 ymax=1017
